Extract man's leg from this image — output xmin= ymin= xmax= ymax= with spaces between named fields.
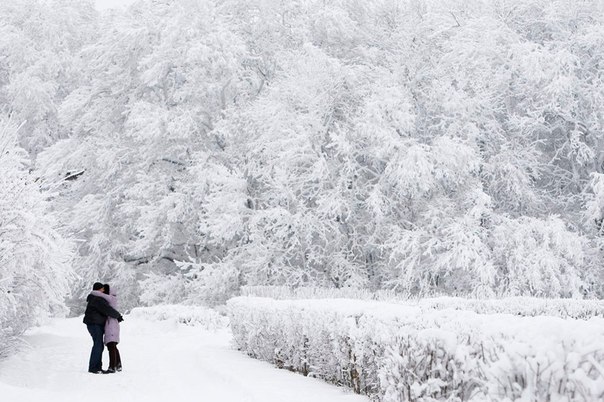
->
xmin=86 ymin=324 xmax=105 ymax=372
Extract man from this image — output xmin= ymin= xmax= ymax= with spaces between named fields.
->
xmin=83 ymin=282 xmax=123 ymax=374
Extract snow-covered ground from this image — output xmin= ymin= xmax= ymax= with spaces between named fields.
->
xmin=0 ymin=315 xmax=367 ymax=402
xmin=95 ymin=0 xmax=137 ymax=10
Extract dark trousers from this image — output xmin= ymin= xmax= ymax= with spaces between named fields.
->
xmin=107 ymin=342 xmax=122 ymax=370
xmin=86 ymin=324 xmax=105 ymax=372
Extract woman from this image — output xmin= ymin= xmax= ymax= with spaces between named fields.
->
xmin=91 ymin=284 xmax=123 ymax=373
xmin=102 ymin=284 xmax=122 ymax=373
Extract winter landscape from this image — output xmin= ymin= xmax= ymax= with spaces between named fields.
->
xmin=1 ymin=0 xmax=604 ymax=401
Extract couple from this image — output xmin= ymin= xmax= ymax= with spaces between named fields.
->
xmin=83 ymin=282 xmax=124 ymax=374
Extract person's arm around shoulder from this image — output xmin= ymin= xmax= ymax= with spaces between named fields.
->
xmin=93 ymin=296 xmax=124 ymax=321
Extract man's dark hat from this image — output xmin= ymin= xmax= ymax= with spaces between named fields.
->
xmin=92 ymin=282 xmax=104 ymax=290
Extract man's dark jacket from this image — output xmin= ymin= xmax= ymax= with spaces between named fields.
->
xmin=83 ymin=293 xmax=122 ymax=325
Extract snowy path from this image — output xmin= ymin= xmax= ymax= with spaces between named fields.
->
xmin=0 ymin=316 xmax=368 ymax=402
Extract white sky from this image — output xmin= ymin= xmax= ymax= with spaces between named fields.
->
xmin=95 ymin=0 xmax=138 ymax=10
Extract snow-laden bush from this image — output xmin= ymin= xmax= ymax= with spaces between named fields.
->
xmin=129 ymin=304 xmax=227 ymax=330
xmin=241 ymin=286 xmax=604 ymax=319
xmin=408 ymin=296 xmax=604 ymax=320
xmin=240 ymin=285 xmax=398 ymax=301
xmin=228 ymin=297 xmax=604 ymax=401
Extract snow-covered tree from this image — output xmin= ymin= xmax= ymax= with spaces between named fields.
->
xmin=22 ymin=0 xmax=604 ymax=305
xmin=0 ymin=118 xmax=73 ymax=357
xmin=212 ymin=0 xmax=604 ymax=297
xmin=0 ymin=0 xmax=97 ymax=155
xmin=37 ymin=0 xmax=253 ymax=309
xmin=491 ymin=216 xmax=586 ymax=297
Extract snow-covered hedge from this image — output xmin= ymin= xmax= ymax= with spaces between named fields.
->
xmin=240 ymin=287 xmax=604 ymax=320
xmin=408 ymin=296 xmax=604 ymax=320
xmin=228 ymin=297 xmax=604 ymax=401
xmin=129 ymin=305 xmax=227 ymax=330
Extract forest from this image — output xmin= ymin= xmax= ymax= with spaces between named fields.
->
xmin=2 ymin=0 xmax=604 ymax=349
